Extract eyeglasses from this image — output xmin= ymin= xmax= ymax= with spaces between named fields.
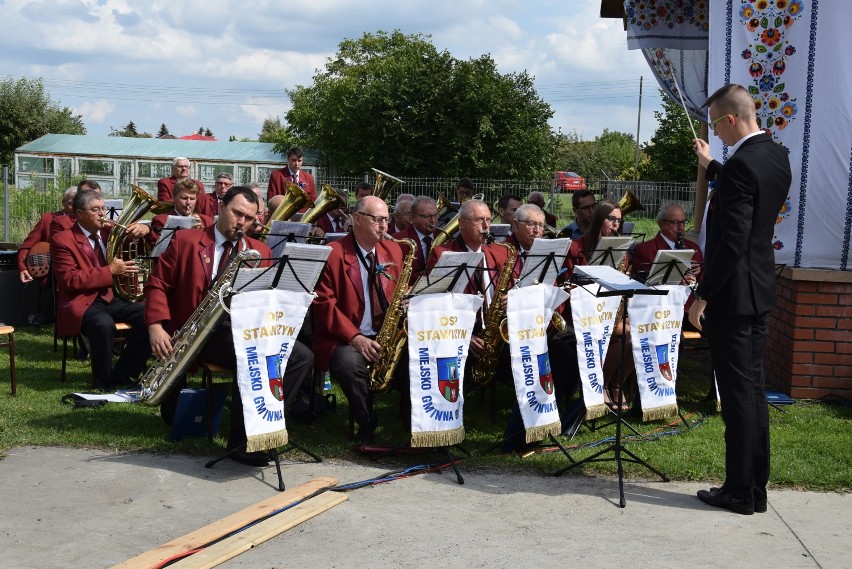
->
xmin=517 ymin=220 xmax=545 ymax=230
xmin=357 ymin=211 xmax=389 ymax=225
xmin=462 ymin=216 xmax=490 ymax=225
xmin=413 ymin=212 xmax=438 ymax=220
xmin=176 ymin=165 xmax=190 ymax=169
xmin=605 ymin=215 xmax=622 ymax=224
xmin=708 ymin=113 xmax=737 ymax=131
xmin=86 ymin=206 xmax=106 ymax=214
xmin=663 ymin=219 xmax=687 ymax=226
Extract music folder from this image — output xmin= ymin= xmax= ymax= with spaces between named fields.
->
xmin=412 ymin=251 xmax=484 ymax=295
xmin=645 ymin=249 xmax=695 ymax=285
xmin=588 ymin=236 xmax=635 ymax=268
xmin=151 ymin=215 xmax=195 ymax=257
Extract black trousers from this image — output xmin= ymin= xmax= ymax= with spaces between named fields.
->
xmin=706 ymin=309 xmax=771 ymax=503
xmin=80 ymin=297 xmax=150 ymax=388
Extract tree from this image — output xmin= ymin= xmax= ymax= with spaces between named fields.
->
xmin=556 ymin=129 xmax=641 ymax=181
xmin=258 ymin=116 xmax=294 ymax=147
xmin=285 ymin=30 xmax=557 ymax=178
xmin=204 ymin=128 xmax=213 ymax=138
xmin=639 ymin=91 xmax=701 ymax=182
xmin=157 ymin=123 xmax=170 ymax=137
xmin=0 ymin=76 xmax=86 ymax=167
xmin=109 ymin=121 xmax=152 ymax=138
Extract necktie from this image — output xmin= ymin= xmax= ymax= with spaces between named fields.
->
xmin=91 ymin=233 xmax=113 ymax=302
xmin=366 ymin=252 xmax=384 ymax=331
xmin=513 ymin=250 xmax=527 ymax=281
xmin=422 ymin=235 xmax=433 ymax=266
xmin=216 ymin=241 xmax=234 ymax=282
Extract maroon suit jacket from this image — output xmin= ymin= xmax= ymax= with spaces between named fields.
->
xmin=312 ymin=233 xmax=404 ymax=371
xmin=630 ymin=232 xmax=704 ymax=310
xmin=266 ymin=168 xmax=317 ymax=208
xmin=17 ymin=210 xmax=69 ymax=272
xmin=148 ymin=210 xmax=214 ymax=246
xmin=426 ymin=238 xmax=511 ymax=296
xmin=315 ymin=212 xmax=346 ymax=234
xmin=392 ymin=225 xmax=437 ymax=286
xmin=156 ymin=177 xmax=214 ymax=218
xmin=145 ymin=226 xmax=272 ymax=333
xmin=49 ymin=213 xmax=77 ymax=241
xmin=51 ymin=224 xmax=115 ymax=336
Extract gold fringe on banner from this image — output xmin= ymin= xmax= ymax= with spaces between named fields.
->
xmin=642 ymin=404 xmax=678 ymax=422
xmin=584 ymin=403 xmax=608 ymax=421
xmin=411 ymin=426 xmax=465 ymax=448
xmin=247 ymin=430 xmax=289 ymax=453
xmin=524 ymin=421 xmax=560 ymax=444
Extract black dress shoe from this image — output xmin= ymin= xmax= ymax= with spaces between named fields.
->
xmin=228 ymin=449 xmax=270 ymax=467
xmin=710 ymin=487 xmax=767 ymax=513
xmin=698 ymin=487 xmax=754 ymax=515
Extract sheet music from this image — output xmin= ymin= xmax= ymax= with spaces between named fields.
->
xmin=104 ymin=199 xmax=123 ymax=221
xmin=412 ymin=251 xmax=484 ymax=295
xmin=574 ymin=264 xmax=651 ymax=292
xmin=151 ymin=215 xmax=195 ymax=257
xmin=268 ymin=221 xmax=312 ymax=258
xmin=232 ymin=242 xmax=331 ymax=293
xmin=588 ymin=236 xmax=635 ymax=268
xmin=489 ymin=224 xmax=511 ymax=242
xmin=518 ymin=237 xmax=572 ymax=287
xmin=323 ymin=232 xmax=348 ymax=243
xmin=646 ymin=249 xmax=695 ymax=285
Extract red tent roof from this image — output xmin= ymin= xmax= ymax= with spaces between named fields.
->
xmin=179 ymin=133 xmax=217 ymax=141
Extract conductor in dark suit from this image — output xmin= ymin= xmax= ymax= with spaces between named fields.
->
xmin=313 ymin=196 xmax=406 ymax=444
xmin=146 ymin=186 xmax=313 ymax=466
xmin=689 ymin=84 xmax=791 ymax=515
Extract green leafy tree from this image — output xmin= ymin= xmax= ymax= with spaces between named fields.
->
xmin=285 ymin=30 xmax=557 ymax=178
xmin=556 ymin=129 xmax=641 ymax=181
xmin=640 ymin=91 xmax=702 ymax=182
xmin=157 ymin=123 xmax=170 ymax=137
xmin=0 ymin=76 xmax=86 ymax=167
xmin=109 ymin=121 xmax=152 ymax=138
xmin=259 ymin=116 xmax=294 ymax=147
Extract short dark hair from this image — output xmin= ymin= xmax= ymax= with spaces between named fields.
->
xmin=72 ymin=189 xmax=102 ymax=212
xmin=355 ymin=181 xmax=372 ymax=193
xmin=287 ymin=147 xmax=305 ymax=159
xmin=77 ymin=179 xmax=101 ymax=192
xmin=497 ymin=194 xmax=521 ymax=209
xmin=571 ymin=189 xmax=595 ymax=209
xmin=222 ymin=185 xmax=259 ymax=207
xmin=457 ymin=178 xmax=474 ymax=191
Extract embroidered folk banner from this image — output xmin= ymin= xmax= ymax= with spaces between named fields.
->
xmin=407 ymin=293 xmax=482 ymax=448
xmin=628 ymin=285 xmax=690 ymax=421
xmin=231 ymin=289 xmax=313 ymax=452
xmin=570 ymin=286 xmax=621 ymax=420
xmin=507 ymin=284 xmax=570 ymax=443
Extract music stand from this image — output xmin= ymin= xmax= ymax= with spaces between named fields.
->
xmin=553 ymin=265 xmax=670 ymax=507
xmin=205 ymin=244 xmax=331 ymax=491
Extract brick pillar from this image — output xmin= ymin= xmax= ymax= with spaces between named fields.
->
xmin=766 ymin=268 xmax=852 ymax=400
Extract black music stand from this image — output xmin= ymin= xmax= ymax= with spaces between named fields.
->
xmin=553 ymin=266 xmax=670 ymax=508
xmin=205 ymin=248 xmax=328 ymax=491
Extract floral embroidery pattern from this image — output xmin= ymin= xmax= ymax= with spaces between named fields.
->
xmin=739 ymin=0 xmax=804 ymax=136
xmin=626 ymin=0 xmax=710 ymax=32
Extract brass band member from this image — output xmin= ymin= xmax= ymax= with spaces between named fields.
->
xmin=313 ymin=196 xmax=407 ymax=444
xmin=388 ymin=194 xmax=415 ymax=234
xmin=157 ymin=157 xmax=214 ymax=218
xmin=51 ymin=190 xmax=151 ymax=389
xmin=145 ymin=186 xmax=313 ymax=466
xmin=392 ymin=196 xmax=439 ymax=285
xmin=148 ymin=178 xmax=213 ymax=246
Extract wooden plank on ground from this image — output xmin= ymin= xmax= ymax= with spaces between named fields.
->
xmin=170 ymin=490 xmax=349 ymax=569
xmin=112 ymin=477 xmax=338 ymax=569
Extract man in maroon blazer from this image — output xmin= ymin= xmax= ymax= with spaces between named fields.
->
xmin=18 ymin=186 xmax=76 ymax=283
xmin=49 ymin=179 xmax=102 ymax=238
xmin=313 ymin=196 xmax=406 ymax=444
xmin=146 ymin=186 xmax=313 ymax=466
xmin=51 ymin=190 xmax=151 ymax=389
xmin=148 ymin=178 xmax=213 ymax=246
xmin=630 ymin=203 xmax=703 ymax=315
xmin=266 ymin=147 xmax=317 ymax=207
xmin=392 ymin=196 xmax=439 ymax=285
xmin=387 ymin=194 xmax=414 ymax=234
xmin=156 ymin=157 xmax=214 ymax=217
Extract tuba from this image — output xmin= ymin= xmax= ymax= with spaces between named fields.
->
xmin=369 ymin=235 xmax=417 ymax=393
xmin=260 ymin=181 xmax=315 ymax=241
xmin=431 ymin=193 xmax=484 ymax=251
xmin=106 ymin=184 xmax=172 ymax=301
xmin=436 ymin=192 xmax=458 ymax=219
xmin=300 ymin=184 xmax=347 ymax=225
xmin=138 ymin=247 xmax=262 ymax=406
xmin=618 ymin=190 xmax=645 ymax=216
xmin=371 ymin=168 xmax=404 ymax=202
xmin=469 ymin=241 xmax=516 ymax=386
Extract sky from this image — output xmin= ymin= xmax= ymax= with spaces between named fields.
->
xmin=0 ymin=0 xmax=666 ymax=145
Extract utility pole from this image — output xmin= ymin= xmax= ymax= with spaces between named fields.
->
xmin=634 ymin=75 xmax=643 ymax=169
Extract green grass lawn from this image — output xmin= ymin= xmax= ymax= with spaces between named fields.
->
xmin=0 ymin=325 xmax=849 ymax=491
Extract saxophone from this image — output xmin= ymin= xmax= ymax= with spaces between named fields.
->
xmin=138 ymin=247 xmax=262 ymax=406
xmin=368 ymin=235 xmax=417 ymax=393
xmin=469 ymin=241 xmax=516 ymax=386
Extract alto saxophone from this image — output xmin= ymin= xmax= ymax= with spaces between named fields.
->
xmin=368 ymin=235 xmax=417 ymax=393
xmin=138 ymin=248 xmax=262 ymax=406
xmin=469 ymin=241 xmax=516 ymax=386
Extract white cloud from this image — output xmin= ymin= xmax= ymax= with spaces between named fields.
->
xmin=74 ymin=99 xmax=115 ymax=123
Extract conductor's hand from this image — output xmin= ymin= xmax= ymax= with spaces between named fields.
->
xmin=352 ymin=334 xmax=382 ymax=363
xmin=692 ymin=138 xmax=713 ymax=169
xmin=149 ymin=323 xmax=174 ymax=360
xmin=688 ymin=298 xmax=707 ymax=331
xmin=110 ymin=257 xmax=139 ymax=276
xmin=469 ymin=335 xmax=485 ymax=357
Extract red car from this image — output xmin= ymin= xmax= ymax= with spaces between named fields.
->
xmin=554 ymin=171 xmax=587 ymax=192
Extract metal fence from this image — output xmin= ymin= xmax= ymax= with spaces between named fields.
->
xmin=1 ymin=168 xmax=697 ymax=244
